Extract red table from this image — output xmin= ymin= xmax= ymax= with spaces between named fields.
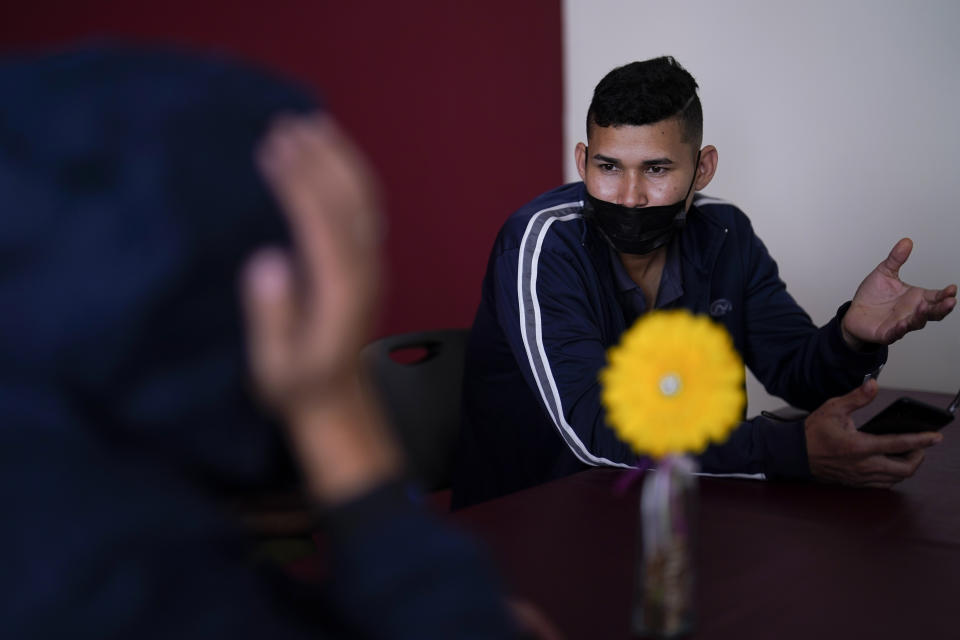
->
xmin=453 ymin=388 xmax=960 ymax=639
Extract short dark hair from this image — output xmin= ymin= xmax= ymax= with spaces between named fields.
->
xmin=586 ymin=56 xmax=702 ymax=147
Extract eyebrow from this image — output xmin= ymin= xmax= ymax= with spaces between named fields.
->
xmin=591 ymin=153 xmax=674 ymax=167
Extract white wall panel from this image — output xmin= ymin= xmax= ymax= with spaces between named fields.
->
xmin=564 ymin=0 xmax=960 ymax=414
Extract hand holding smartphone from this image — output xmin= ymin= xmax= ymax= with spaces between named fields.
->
xmin=859 ymin=388 xmax=959 ymax=436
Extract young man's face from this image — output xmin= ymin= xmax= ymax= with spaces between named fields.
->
xmin=575 ymin=117 xmax=712 ymax=210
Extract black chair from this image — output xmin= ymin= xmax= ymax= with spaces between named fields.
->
xmin=362 ymin=329 xmax=469 ymax=492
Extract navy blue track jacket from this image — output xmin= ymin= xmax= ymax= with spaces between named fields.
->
xmin=453 ymin=182 xmax=886 ymax=507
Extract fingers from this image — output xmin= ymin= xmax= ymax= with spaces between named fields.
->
xmin=876 ymin=447 xmax=925 ymax=475
xmin=930 ymin=283 xmax=958 ymax=301
xmin=830 ymin=449 xmax=926 ymax=488
xmin=258 ymin=115 xmax=343 ymax=271
xmin=873 ymin=283 xmax=956 ymax=344
xmin=257 ymin=113 xmax=381 ymax=296
xmin=855 ymin=449 xmax=926 ymax=487
xmin=831 ymin=378 xmax=879 ymax=415
xmin=250 ymin=112 xmax=383 ymax=404
xmin=924 ymin=284 xmax=957 ymax=321
xmin=878 ymin=237 xmax=913 ymax=278
xmin=258 ymin=113 xmax=381 ymax=256
xmin=242 ymin=248 xmax=297 ymax=403
xmin=895 ymin=286 xmax=957 ymax=337
xmin=871 ymin=430 xmax=943 ymax=455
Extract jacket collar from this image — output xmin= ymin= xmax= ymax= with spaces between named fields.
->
xmin=679 ymin=195 xmax=728 ymax=277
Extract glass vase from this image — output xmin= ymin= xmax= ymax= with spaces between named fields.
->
xmin=633 ymin=454 xmax=698 ymax=638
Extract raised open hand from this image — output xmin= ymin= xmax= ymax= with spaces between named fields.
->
xmin=841 ymin=238 xmax=957 ymax=349
xmin=242 ymin=114 xmax=397 ymax=502
xmin=243 ymin=114 xmax=382 ymax=416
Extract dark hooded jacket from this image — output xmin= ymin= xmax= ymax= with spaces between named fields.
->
xmin=0 ymin=45 xmax=513 ymax=639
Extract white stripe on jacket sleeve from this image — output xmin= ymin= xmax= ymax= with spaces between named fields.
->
xmin=515 ymin=202 xmax=633 ymax=469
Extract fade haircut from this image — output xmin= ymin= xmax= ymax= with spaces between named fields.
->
xmin=586 ymin=56 xmax=702 ymax=148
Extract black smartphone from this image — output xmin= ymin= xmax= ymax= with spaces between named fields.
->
xmin=859 ymin=392 xmax=958 ymax=436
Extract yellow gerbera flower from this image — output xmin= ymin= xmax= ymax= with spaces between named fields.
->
xmin=600 ymin=310 xmax=745 ymax=459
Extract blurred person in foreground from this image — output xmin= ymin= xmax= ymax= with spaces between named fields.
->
xmin=0 ymin=46 xmax=524 ymax=638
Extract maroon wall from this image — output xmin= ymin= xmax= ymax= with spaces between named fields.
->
xmin=0 ymin=1 xmax=564 ymax=336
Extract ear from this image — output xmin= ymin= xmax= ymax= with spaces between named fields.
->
xmin=575 ymin=142 xmax=588 ymax=181
xmin=694 ymin=145 xmax=718 ymax=191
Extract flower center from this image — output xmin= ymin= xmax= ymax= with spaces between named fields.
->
xmin=658 ymin=373 xmax=682 ymax=397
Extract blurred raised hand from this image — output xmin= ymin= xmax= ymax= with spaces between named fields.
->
xmin=243 ymin=114 xmax=399 ymax=503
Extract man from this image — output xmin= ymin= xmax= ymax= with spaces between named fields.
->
xmin=453 ymin=57 xmax=956 ymax=507
xmin=0 ymin=46 xmax=520 ymax=638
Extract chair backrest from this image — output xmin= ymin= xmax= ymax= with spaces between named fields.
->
xmin=361 ymin=329 xmax=470 ymax=491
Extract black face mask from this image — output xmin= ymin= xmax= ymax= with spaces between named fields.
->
xmin=583 ymin=152 xmax=700 ymax=255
